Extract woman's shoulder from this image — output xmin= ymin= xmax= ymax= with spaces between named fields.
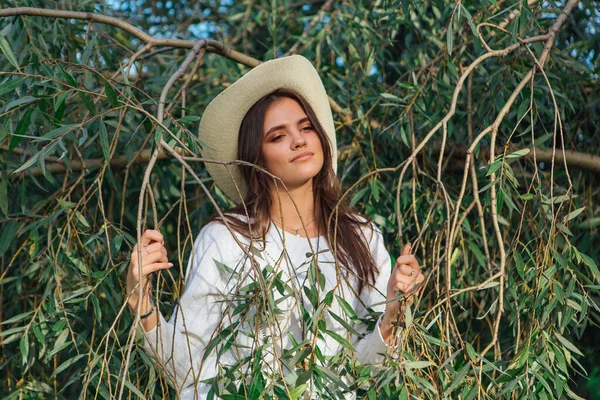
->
xmin=196 ymin=214 xmax=250 ymax=245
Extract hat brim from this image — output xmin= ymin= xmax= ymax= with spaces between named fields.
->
xmin=199 ymin=55 xmax=337 ymax=203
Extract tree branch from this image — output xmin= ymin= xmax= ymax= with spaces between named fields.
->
xmin=0 ymin=7 xmax=350 ymax=123
xmin=0 ymin=7 xmax=260 ymax=67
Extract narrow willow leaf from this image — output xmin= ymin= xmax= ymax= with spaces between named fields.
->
xmin=325 ymin=329 xmax=356 ymax=351
xmin=445 ymin=363 xmax=470 ymax=394
xmin=100 ymin=76 xmax=119 ymax=107
xmin=380 ymin=93 xmax=402 ymax=101
xmin=39 ymin=124 xmax=78 ymax=141
xmin=486 ymin=160 xmax=502 ymax=176
xmin=335 ymin=295 xmax=357 ymax=319
xmin=1 ymin=310 xmax=34 ymax=325
xmin=578 ymin=252 xmax=600 ymax=281
xmin=0 ymin=178 xmax=7 ymax=216
xmin=123 ymin=379 xmax=146 ymax=399
xmin=564 ymin=206 xmax=586 ymax=222
xmin=446 ymin=19 xmax=454 ymax=55
xmin=99 ymin=120 xmax=110 ymax=161
xmin=506 ymin=148 xmax=531 ymax=159
xmin=327 ymin=311 xmax=362 ymax=337
xmin=19 ymin=334 xmax=28 ymax=365
xmin=10 ymin=107 xmax=33 ymax=151
xmin=0 ymin=35 xmax=20 ymax=69
xmin=51 ymin=353 xmax=86 ymax=378
xmin=1 ymin=95 xmax=37 ymax=112
xmin=514 ymin=250 xmax=525 ymax=279
xmin=404 ymin=360 xmax=434 ymax=369
xmin=459 ymin=4 xmax=478 ymax=37
xmin=0 ymin=77 xmax=25 ymax=96
xmin=0 ymin=326 xmax=26 ymax=338
xmin=556 ymin=222 xmax=573 ymax=236
xmin=465 ymin=343 xmax=477 ymax=360
xmin=554 ymin=332 xmax=584 ymax=356
xmin=289 ymin=384 xmax=307 ymax=400
xmin=80 ymin=92 xmax=96 ymax=114
xmin=0 ymin=220 xmax=17 ymax=257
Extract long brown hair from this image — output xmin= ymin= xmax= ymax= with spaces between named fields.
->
xmin=220 ymin=89 xmax=377 ymax=293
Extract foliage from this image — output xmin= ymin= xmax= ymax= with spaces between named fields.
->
xmin=0 ymin=0 xmax=599 ymax=399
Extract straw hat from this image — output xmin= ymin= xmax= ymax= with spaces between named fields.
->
xmin=199 ymin=55 xmax=337 ymax=203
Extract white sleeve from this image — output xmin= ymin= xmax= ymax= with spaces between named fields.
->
xmin=353 ymin=222 xmax=398 ymax=365
xmin=139 ymin=222 xmax=248 ymax=393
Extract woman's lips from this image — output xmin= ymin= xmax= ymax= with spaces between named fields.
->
xmin=290 ymin=151 xmax=314 ymax=162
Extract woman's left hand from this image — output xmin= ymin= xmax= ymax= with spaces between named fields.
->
xmin=380 ymin=243 xmax=425 ymax=341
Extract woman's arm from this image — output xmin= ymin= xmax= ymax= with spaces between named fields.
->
xmin=353 ymin=224 xmax=424 ymax=364
xmin=129 ymin=224 xmax=247 ymax=394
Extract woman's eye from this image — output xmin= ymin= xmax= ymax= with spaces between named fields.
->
xmin=301 ymin=125 xmax=314 ymax=131
xmin=271 ymin=135 xmax=283 ymax=142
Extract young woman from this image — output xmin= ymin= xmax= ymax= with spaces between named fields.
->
xmin=126 ymin=55 xmax=424 ymax=399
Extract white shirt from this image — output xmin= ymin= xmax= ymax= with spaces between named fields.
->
xmin=140 ymin=218 xmax=394 ymax=399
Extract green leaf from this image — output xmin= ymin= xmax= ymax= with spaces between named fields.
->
xmin=10 ymin=107 xmax=34 ymax=151
xmin=445 ymin=363 xmax=470 ymax=394
xmin=51 ymin=354 xmax=87 ymax=378
xmin=0 ymin=177 xmax=7 ymax=216
xmin=0 ymin=77 xmax=25 ymax=96
xmin=564 ymin=206 xmax=585 ymax=223
xmin=0 ymin=35 xmax=20 ymax=69
xmin=123 ymin=379 xmax=146 ymax=399
xmin=1 ymin=96 xmax=37 ymax=112
xmin=325 ymin=329 xmax=356 ymax=351
xmin=446 ymin=19 xmax=454 ymax=55
xmin=465 ymin=343 xmax=477 ymax=360
xmin=1 ymin=311 xmax=35 ymax=325
xmin=459 ymin=5 xmax=478 ymax=37
xmin=79 ymin=92 xmax=96 ymax=114
xmin=506 ymin=148 xmax=531 ymax=159
xmin=289 ymin=384 xmax=307 ymax=400
xmin=579 ymin=251 xmax=600 ymax=281
xmin=100 ymin=76 xmax=119 ymax=107
xmin=520 ymin=193 xmax=534 ymax=201
xmin=0 ymin=220 xmax=18 ymax=257
xmin=404 ymin=360 xmax=434 ymax=369
xmin=99 ymin=120 xmax=110 ymax=161
xmin=554 ymin=332 xmax=583 ymax=356
xmin=335 ymin=295 xmax=357 ymax=319
xmin=380 ymin=93 xmax=402 ymax=101
xmin=19 ymin=333 xmax=28 ymax=365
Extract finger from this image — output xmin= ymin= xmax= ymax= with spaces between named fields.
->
xmin=143 ymin=262 xmax=174 ymax=275
xmin=394 ymin=279 xmax=419 ymax=294
xmin=402 ymin=243 xmax=412 ymax=256
xmin=144 ymin=242 xmax=167 ymax=255
xmin=141 ymin=229 xmax=164 ymax=246
xmin=393 ymin=282 xmax=411 ymax=293
xmin=395 ymin=254 xmax=418 ymax=267
xmin=142 ymin=251 xmax=168 ymax=266
xmin=397 ymin=263 xmax=418 ymax=277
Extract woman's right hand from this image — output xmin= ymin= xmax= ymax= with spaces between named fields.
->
xmin=126 ymin=229 xmax=173 ymax=310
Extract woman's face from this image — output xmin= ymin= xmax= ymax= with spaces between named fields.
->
xmin=261 ymin=97 xmax=324 ymax=190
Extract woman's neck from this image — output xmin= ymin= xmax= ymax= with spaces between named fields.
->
xmin=270 ymin=180 xmax=319 ymax=236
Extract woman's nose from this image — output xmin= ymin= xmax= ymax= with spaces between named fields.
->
xmin=291 ymin=130 xmax=307 ymax=148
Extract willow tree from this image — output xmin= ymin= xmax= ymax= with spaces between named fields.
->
xmin=0 ymin=0 xmax=599 ymax=399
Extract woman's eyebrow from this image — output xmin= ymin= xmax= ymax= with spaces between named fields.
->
xmin=265 ymin=117 xmax=311 ymax=136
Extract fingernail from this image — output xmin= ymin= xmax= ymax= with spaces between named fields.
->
xmin=168 ymin=262 xmax=173 ymax=266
